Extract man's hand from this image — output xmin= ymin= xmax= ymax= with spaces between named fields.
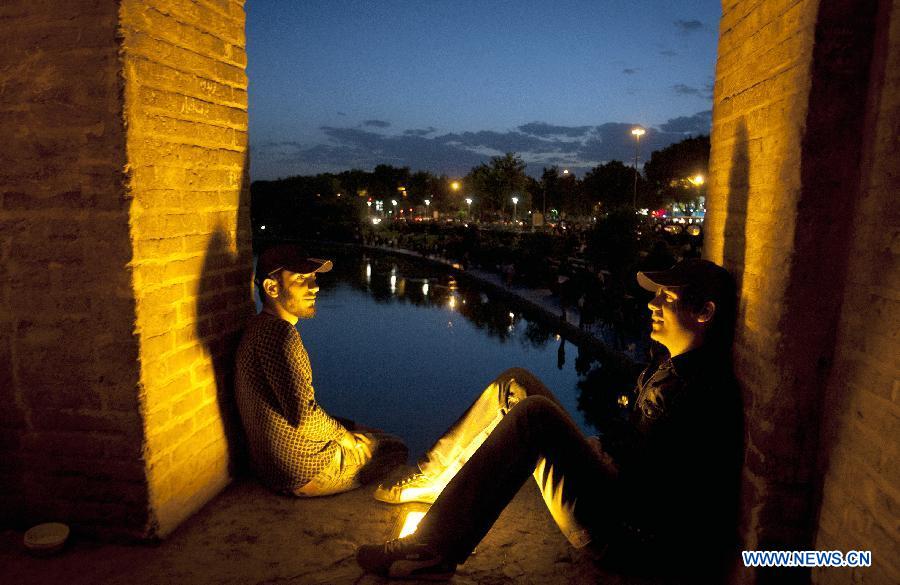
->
xmin=338 ymin=431 xmax=374 ymax=467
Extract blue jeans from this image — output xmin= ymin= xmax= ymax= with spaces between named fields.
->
xmin=413 ymin=368 xmax=618 ymax=563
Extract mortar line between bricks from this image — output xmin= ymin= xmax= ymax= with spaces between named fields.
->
xmin=133 ymin=75 xmax=248 ymax=112
xmin=142 ymin=1 xmax=246 ymax=46
xmin=122 ymin=28 xmax=246 ymax=76
xmin=131 ymin=105 xmax=247 ymax=131
xmin=131 ymin=126 xmax=247 ymax=148
xmin=125 ymin=46 xmax=247 ymax=90
xmin=124 ymin=12 xmax=246 ymax=71
xmin=718 ymin=62 xmax=806 ymax=105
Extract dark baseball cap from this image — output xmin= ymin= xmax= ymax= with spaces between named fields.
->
xmin=255 ymin=244 xmax=333 ymax=282
xmin=637 ymin=258 xmax=734 ymax=304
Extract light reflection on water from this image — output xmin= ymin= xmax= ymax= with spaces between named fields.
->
xmin=269 ymin=250 xmax=613 ymax=460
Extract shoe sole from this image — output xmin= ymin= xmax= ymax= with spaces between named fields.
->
xmin=373 ymin=491 xmax=437 ymax=505
xmin=389 ymin=560 xmax=454 ymax=581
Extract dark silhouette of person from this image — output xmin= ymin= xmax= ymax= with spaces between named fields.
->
xmin=357 ymin=259 xmax=742 ymax=580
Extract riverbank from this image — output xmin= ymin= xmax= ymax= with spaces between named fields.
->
xmin=358 ymin=243 xmax=648 ymax=365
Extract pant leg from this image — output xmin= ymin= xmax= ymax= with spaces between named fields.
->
xmin=295 ymin=432 xmax=408 ymax=497
xmin=417 ymin=368 xmax=561 ymax=491
xmin=414 ymin=395 xmax=618 ymax=563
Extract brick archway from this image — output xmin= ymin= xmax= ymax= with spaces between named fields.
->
xmin=0 ymin=3 xmax=896 ymax=583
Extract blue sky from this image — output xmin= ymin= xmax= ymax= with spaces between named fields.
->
xmin=247 ymin=0 xmax=720 ymax=179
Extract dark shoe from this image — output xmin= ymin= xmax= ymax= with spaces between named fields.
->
xmin=356 ymin=537 xmax=456 ymax=580
xmin=373 ymin=471 xmax=440 ymax=504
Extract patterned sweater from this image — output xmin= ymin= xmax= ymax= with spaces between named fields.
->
xmin=235 ymin=312 xmax=345 ymax=493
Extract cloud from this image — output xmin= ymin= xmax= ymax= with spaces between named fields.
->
xmin=403 ymin=127 xmax=437 ymax=136
xmin=362 ymin=119 xmax=391 ymax=128
xmin=437 ymin=129 xmax=569 ymax=153
xmin=658 ymin=110 xmax=712 ymax=134
xmin=622 ymin=68 xmax=638 ymax=75
xmin=517 ymin=122 xmax=593 ymax=138
xmin=337 ymin=111 xmax=347 ymax=116
xmin=659 ymin=49 xmax=678 ymax=57
xmin=250 ymin=112 xmax=713 ymax=179
xmin=673 ymin=83 xmax=714 ymax=99
xmin=675 ymin=19 xmax=704 ymax=33
xmin=255 ymin=127 xmax=489 ymax=176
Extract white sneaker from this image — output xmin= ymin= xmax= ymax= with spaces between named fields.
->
xmin=373 ymin=472 xmax=440 ymax=504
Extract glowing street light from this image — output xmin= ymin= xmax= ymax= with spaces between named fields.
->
xmin=465 ymin=197 xmax=472 ymax=220
xmin=511 ymin=196 xmax=519 ymax=224
xmin=424 ymin=198 xmax=430 ymax=220
xmin=631 ymin=127 xmax=646 ymax=209
xmin=689 ymin=174 xmax=705 ymax=186
xmin=391 ymin=199 xmax=398 ymax=216
xmin=451 ymin=181 xmax=460 ymax=191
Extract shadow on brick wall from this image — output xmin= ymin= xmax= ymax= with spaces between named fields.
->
xmin=720 ymin=118 xmax=752 ymax=582
xmin=195 ymin=154 xmax=254 ymax=478
xmin=723 ymin=119 xmax=749 ymax=292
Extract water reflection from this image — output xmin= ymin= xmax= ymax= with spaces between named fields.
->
xmin=353 ymin=253 xmax=543 ymax=347
xmin=296 ymin=247 xmax=642 ymax=458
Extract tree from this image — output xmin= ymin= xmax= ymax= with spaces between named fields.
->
xmin=643 ymin=135 xmax=710 ymax=209
xmin=539 ymin=167 xmax=563 ymax=216
xmin=370 ymin=164 xmax=411 ymax=203
xmin=582 ymin=160 xmax=641 ymax=211
xmin=467 ymin=153 xmax=528 ymax=215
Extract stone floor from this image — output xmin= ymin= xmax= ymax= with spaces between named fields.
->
xmin=1 ymin=474 xmax=695 ymax=585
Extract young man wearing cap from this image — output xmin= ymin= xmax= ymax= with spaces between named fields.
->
xmin=235 ymin=244 xmax=407 ymax=497
xmin=357 ymin=258 xmax=742 ymax=580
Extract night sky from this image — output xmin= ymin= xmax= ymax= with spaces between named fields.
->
xmin=247 ymin=0 xmax=720 ymax=180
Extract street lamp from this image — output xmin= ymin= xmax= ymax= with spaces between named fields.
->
xmin=511 ymin=196 xmax=519 ymax=224
xmin=391 ymin=199 xmax=398 ymax=216
xmin=424 ymin=198 xmax=430 ymax=220
xmin=451 ymin=181 xmax=460 ymax=192
xmin=631 ymin=127 xmax=646 ymax=209
xmin=465 ymin=197 xmax=473 ymax=221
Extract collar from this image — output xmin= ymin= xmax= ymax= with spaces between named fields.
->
xmin=669 ymin=344 xmax=719 ymax=378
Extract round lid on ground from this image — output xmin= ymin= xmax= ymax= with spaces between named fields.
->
xmin=24 ymin=522 xmax=70 ymax=550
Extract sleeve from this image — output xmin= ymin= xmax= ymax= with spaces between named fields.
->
xmin=257 ymin=320 xmax=345 ymax=441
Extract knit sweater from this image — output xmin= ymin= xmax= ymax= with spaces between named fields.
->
xmin=235 ymin=312 xmax=345 ymax=493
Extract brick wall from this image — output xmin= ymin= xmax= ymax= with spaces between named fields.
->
xmin=119 ymin=0 xmax=253 ymax=537
xmin=0 ymin=1 xmax=148 ymax=537
xmin=707 ymin=0 xmax=897 ymax=583
xmin=0 ymin=0 xmax=252 ymax=539
xmin=706 ymin=1 xmax=821 ymax=571
xmin=813 ymin=2 xmax=900 ymax=584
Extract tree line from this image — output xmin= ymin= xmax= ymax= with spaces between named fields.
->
xmin=251 ymin=134 xmax=710 ymax=237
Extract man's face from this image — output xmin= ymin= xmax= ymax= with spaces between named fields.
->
xmin=270 ymin=270 xmax=319 ymax=320
xmin=647 ymin=286 xmax=704 ymax=357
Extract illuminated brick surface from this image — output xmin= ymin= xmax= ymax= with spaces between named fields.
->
xmin=707 ymin=1 xmax=898 ymax=583
xmin=0 ymin=0 xmax=252 ymax=539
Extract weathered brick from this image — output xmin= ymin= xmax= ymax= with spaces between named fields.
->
xmin=143 ymin=369 xmax=193 ymax=405
xmin=2 ymin=0 xmax=251 ymax=540
xmin=709 ymin=2 xmax=900 ymax=582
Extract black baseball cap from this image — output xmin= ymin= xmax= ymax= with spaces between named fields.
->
xmin=255 ymin=244 xmax=333 ymax=283
xmin=637 ymin=258 xmax=734 ymax=305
